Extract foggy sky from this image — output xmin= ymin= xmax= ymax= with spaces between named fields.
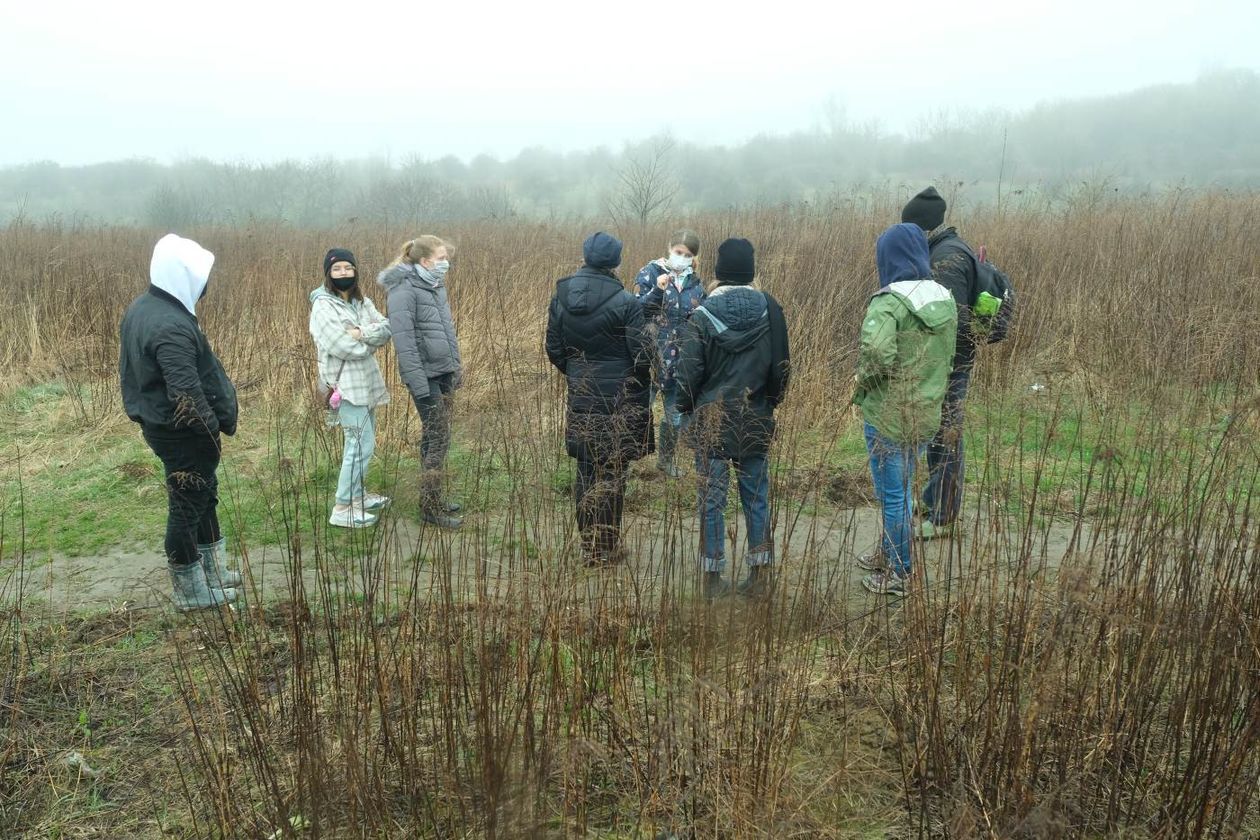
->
xmin=3 ymin=0 xmax=1257 ymax=167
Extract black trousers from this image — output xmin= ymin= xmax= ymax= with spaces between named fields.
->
xmin=575 ymin=455 xmax=626 ymax=556
xmin=412 ymin=373 xmax=456 ymax=511
xmin=143 ymin=428 xmax=222 ymax=568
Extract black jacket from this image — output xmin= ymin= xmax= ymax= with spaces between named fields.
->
xmin=675 ymin=285 xmax=790 ymax=459
xmin=119 ymin=286 xmax=237 ymax=437
xmin=546 ymin=267 xmax=654 ymax=462
xmin=928 ymin=227 xmax=978 ymax=369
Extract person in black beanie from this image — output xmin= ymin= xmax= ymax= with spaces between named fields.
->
xmin=675 ymin=238 xmax=791 ymax=599
xmin=545 ymin=232 xmax=655 ymax=566
xmin=900 ymin=186 xmax=975 ymax=541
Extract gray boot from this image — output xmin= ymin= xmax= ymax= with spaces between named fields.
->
xmin=657 ymin=420 xmax=681 ymax=477
xmin=736 ymin=564 xmax=773 ymax=598
xmin=198 ymin=538 xmax=242 ymax=589
xmin=703 ymin=570 xmax=731 ymax=601
xmin=169 ymin=563 xmax=237 ymax=612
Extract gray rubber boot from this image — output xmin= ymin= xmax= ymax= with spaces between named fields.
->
xmin=169 ymin=563 xmax=237 ymax=612
xmin=657 ymin=420 xmax=681 ymax=477
xmin=736 ymin=564 xmax=774 ymax=598
xmin=198 ymin=538 xmax=242 ymax=589
xmin=703 ymin=570 xmax=731 ymax=601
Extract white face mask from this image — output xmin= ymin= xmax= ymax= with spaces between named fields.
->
xmin=667 ymin=252 xmax=693 ymax=273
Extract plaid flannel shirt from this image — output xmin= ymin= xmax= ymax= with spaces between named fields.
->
xmin=309 ymin=288 xmax=392 ymax=408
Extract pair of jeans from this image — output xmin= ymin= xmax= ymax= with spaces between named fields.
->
xmin=923 ymin=369 xmax=971 ymax=526
xmin=412 ymin=373 xmax=456 ymax=511
xmin=865 ymin=423 xmax=924 ymax=578
xmin=334 ymin=402 xmax=376 ymax=505
xmin=695 ymin=452 xmax=772 ymax=572
xmin=143 ymin=427 xmax=222 ymax=569
xmin=652 ymin=379 xmax=682 ymax=462
xmin=575 ymin=455 xmax=627 ymax=556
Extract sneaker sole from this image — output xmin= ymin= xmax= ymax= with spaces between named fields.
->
xmin=329 ymin=518 xmax=376 ymax=528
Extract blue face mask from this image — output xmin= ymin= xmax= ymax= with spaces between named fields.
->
xmin=430 ymin=260 xmax=450 ymax=279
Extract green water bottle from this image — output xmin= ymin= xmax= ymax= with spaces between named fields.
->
xmin=974 ymin=291 xmax=1002 ymax=318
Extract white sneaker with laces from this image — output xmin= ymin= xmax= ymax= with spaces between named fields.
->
xmin=329 ymin=506 xmax=377 ymax=529
xmin=356 ymin=492 xmax=391 ymax=511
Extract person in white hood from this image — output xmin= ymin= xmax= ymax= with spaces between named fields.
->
xmin=119 ymin=233 xmax=241 ymax=612
xmin=309 ymin=248 xmax=392 ymax=528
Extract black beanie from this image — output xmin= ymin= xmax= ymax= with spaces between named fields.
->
xmin=714 ymin=238 xmax=755 ymax=285
xmin=323 ymin=248 xmax=358 ymax=279
xmin=901 ymin=187 xmax=947 ymax=232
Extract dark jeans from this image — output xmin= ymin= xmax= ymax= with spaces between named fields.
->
xmin=695 ymin=452 xmax=772 ymax=572
xmin=923 ymin=369 xmax=971 ymax=526
xmin=575 ymin=455 xmax=627 ymax=556
xmin=143 ymin=428 xmax=222 ymax=569
xmin=412 ymin=373 xmax=456 ymax=510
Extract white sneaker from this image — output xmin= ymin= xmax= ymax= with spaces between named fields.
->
xmin=355 ymin=492 xmax=391 ymax=511
xmin=329 ymin=507 xmax=377 ymax=528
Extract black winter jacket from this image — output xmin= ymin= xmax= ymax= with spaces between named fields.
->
xmin=927 ymin=227 xmax=978 ymax=369
xmin=545 ymin=267 xmax=654 ymax=462
xmin=675 ymin=285 xmax=790 ymax=459
xmin=119 ymin=286 xmax=237 ymax=437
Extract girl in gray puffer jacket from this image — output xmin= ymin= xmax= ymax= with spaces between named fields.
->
xmin=378 ymin=236 xmax=464 ymax=528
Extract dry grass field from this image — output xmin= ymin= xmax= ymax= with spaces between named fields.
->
xmin=1 ymin=195 xmax=1258 ymax=838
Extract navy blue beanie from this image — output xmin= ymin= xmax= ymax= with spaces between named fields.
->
xmin=583 ymin=232 xmax=623 ymax=270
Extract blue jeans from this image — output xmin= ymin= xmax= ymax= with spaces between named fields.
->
xmin=865 ymin=423 xmax=923 ymax=577
xmin=335 ymin=403 xmax=376 ymax=505
xmin=923 ymin=369 xmax=970 ymax=526
xmin=695 ymin=452 xmax=772 ymax=572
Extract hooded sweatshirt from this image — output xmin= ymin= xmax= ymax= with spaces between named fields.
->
xmin=545 ymin=265 xmax=654 ymax=461
xmin=151 ymin=233 xmax=214 ymax=315
xmin=377 ymin=262 xmax=461 ymax=399
xmin=854 ymin=223 xmax=958 ymax=443
xmin=119 ymin=235 xmax=237 ymax=436
xmin=308 ymin=287 xmax=392 ymax=408
xmin=674 ymin=284 xmax=791 ymax=459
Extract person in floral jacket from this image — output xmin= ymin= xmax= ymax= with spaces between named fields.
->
xmin=634 ymin=229 xmax=705 ymax=477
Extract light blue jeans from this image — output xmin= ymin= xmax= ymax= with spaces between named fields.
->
xmin=865 ymin=423 xmax=924 ymax=577
xmin=335 ymin=403 xmax=376 ymax=505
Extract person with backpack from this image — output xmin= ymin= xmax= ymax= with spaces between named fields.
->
xmin=634 ymin=229 xmax=706 ymax=478
xmin=546 ymin=232 xmax=655 ymax=566
xmin=853 ymin=223 xmax=958 ymax=596
xmin=675 ymin=238 xmax=790 ymax=600
xmin=119 ymin=234 xmax=240 ymax=611
xmin=378 ymin=236 xmax=464 ymax=529
xmin=900 ymin=186 xmax=1013 ymax=540
xmin=310 ymin=248 xmax=393 ymax=529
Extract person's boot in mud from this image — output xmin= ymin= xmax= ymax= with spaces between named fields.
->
xmin=169 ymin=561 xmax=237 ymax=612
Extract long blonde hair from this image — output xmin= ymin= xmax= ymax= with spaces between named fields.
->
xmin=396 ymin=235 xmax=451 ymax=265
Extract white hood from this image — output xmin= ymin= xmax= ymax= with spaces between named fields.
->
xmin=150 ymin=233 xmax=215 ymax=316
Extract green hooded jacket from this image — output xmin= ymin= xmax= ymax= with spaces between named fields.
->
xmin=854 ymin=279 xmax=958 ymax=444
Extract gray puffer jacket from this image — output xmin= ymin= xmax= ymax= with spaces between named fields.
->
xmin=378 ymin=263 xmax=462 ymax=398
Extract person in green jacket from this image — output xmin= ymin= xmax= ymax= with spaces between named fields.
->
xmin=853 ymin=223 xmax=958 ymax=596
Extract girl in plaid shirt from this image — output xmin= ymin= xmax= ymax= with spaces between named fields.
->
xmin=309 ymin=248 xmax=393 ymax=528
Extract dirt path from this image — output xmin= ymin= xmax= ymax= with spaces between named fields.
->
xmin=10 ymin=502 xmax=1091 ymax=617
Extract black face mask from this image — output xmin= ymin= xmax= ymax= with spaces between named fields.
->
xmin=331 ymin=276 xmax=357 ymax=292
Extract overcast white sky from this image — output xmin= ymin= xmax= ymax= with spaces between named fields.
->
xmin=2 ymin=0 xmax=1256 ymax=166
